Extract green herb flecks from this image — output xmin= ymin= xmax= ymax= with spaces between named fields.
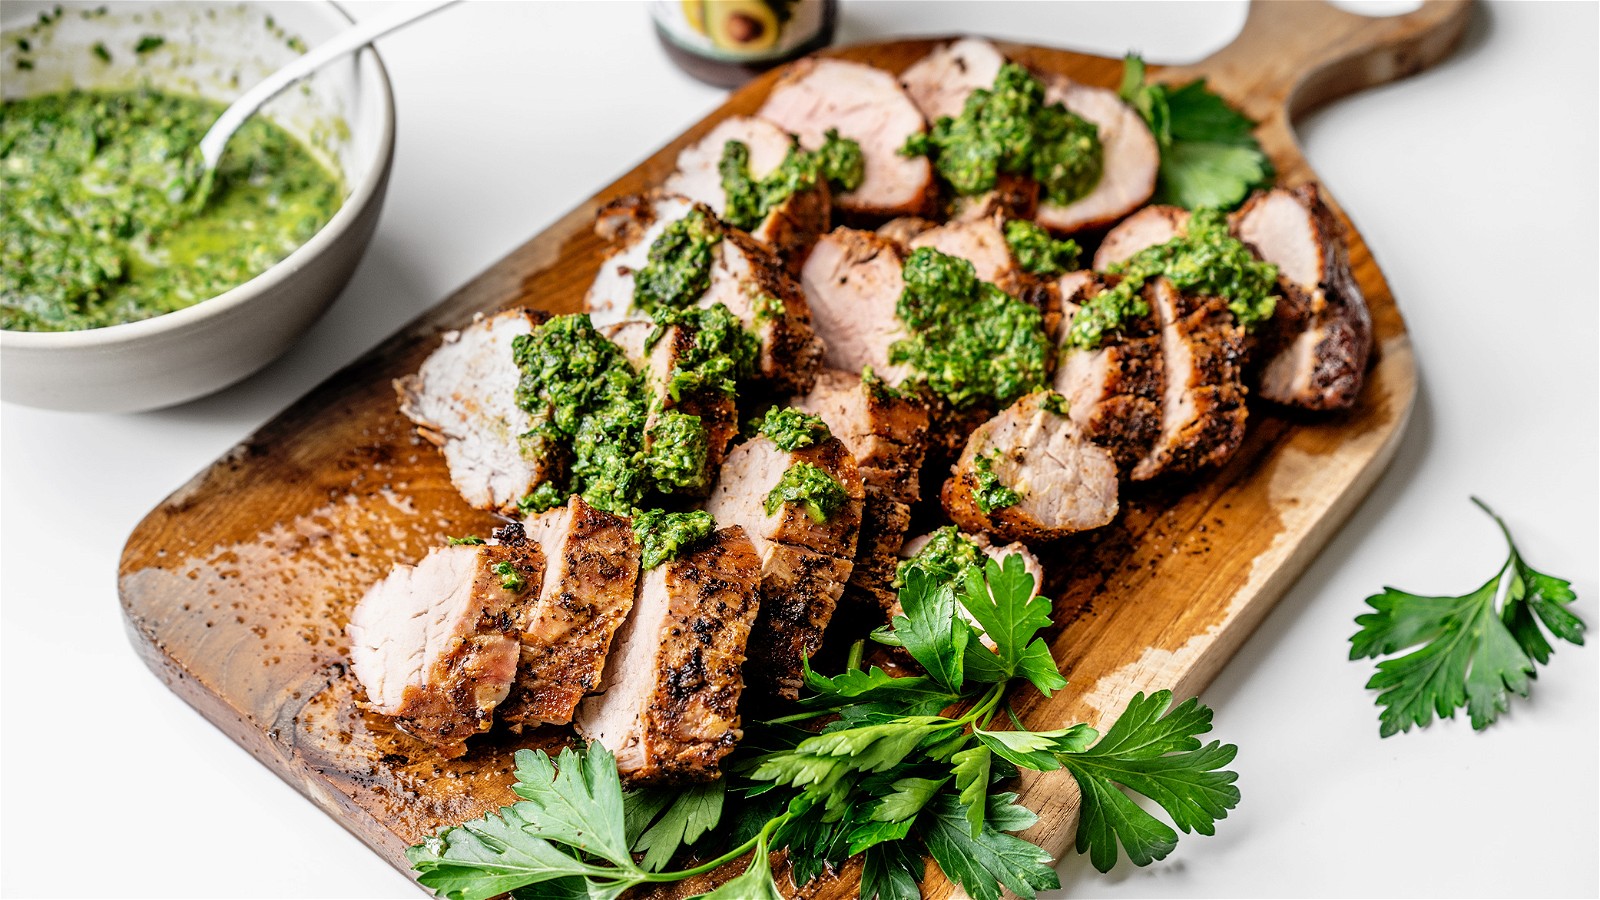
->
xmin=894 ymin=525 xmax=985 ymax=589
xmin=765 ymin=461 xmax=847 ymax=524
xmin=1065 ymin=207 xmax=1278 ymax=350
xmin=632 ymin=508 xmax=716 ymax=570
xmin=445 ymin=535 xmax=485 ymax=546
xmin=408 ymin=555 xmax=1241 ymax=899
xmin=653 ymin=302 xmax=758 ymax=402
xmin=891 ymin=247 xmax=1051 ymax=409
xmin=492 ymin=560 xmax=525 ymax=593
xmin=753 ymin=406 xmax=832 ymax=451
xmin=1003 ymin=219 xmax=1080 ymax=276
xmin=90 ymin=41 xmax=111 ymax=63
xmin=1119 ymin=54 xmax=1273 ymax=210
xmin=1350 ymin=498 xmax=1585 ymax=737
xmin=719 ymin=129 xmax=863 ymax=232
xmin=512 ymin=314 xmax=647 ymax=515
xmin=971 ymin=450 xmax=1020 ymax=514
xmin=133 ymin=34 xmax=165 ymax=54
xmin=902 ymin=62 xmax=1103 ymax=206
xmin=632 ymin=207 xmax=721 ymax=319
xmin=1 ymin=88 xmax=341 ymax=332
xmin=641 ymin=411 xmax=710 ymax=494
xmin=517 ymin=482 xmax=569 ymax=517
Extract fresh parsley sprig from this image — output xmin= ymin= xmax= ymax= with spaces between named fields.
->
xmin=409 ymin=554 xmax=1241 ymax=899
xmin=1351 ymin=498 xmax=1585 ymax=736
xmin=1118 ymin=54 xmax=1273 ymax=210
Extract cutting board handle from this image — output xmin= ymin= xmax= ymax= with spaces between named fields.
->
xmin=1168 ymin=0 xmax=1472 ymax=129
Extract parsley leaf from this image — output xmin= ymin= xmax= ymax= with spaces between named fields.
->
xmin=957 ymin=555 xmax=1067 ymax=696
xmin=860 ymin=840 xmax=924 ymax=900
xmin=884 ymin=566 xmax=970 ymax=694
xmin=624 ymin=781 xmax=724 ymax=872
xmin=1056 ymin=690 xmax=1241 ymax=872
xmin=1351 ymin=498 xmax=1585 ymax=735
xmin=1119 ymin=53 xmax=1273 ymax=210
xmin=921 ymin=794 xmax=1059 ymax=900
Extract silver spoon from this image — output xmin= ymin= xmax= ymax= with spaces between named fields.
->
xmin=193 ymin=0 xmax=458 ymax=192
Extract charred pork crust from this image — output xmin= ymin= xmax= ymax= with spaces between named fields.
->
xmin=347 ymin=541 xmax=545 ymax=758
xmin=575 ymin=527 xmax=763 ymax=785
xmin=500 ymin=496 xmax=641 ymax=729
xmin=1232 ymin=184 xmax=1373 ymax=410
xmin=1130 ymin=279 xmax=1249 ymax=481
xmin=1053 ymin=274 xmax=1165 ymax=469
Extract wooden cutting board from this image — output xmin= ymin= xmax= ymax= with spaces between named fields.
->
xmin=118 ymin=2 xmax=1469 ymax=896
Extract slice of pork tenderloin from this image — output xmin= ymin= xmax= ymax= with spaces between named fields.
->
xmin=951 ymin=174 xmax=1042 ymax=224
xmin=800 ymin=228 xmax=914 ymax=382
xmin=841 ymin=493 xmax=915 ymax=621
xmin=789 ymin=368 xmax=931 ymax=504
xmin=705 ymin=433 xmax=866 ymax=560
xmin=942 ymin=390 xmax=1120 ymax=542
xmin=395 ymin=309 xmax=551 ymax=516
xmin=876 ymin=216 xmax=937 ymax=247
xmin=759 ymin=58 xmax=934 ymax=218
xmin=900 ymin=37 xmax=1006 ymax=123
xmin=1131 ymin=277 xmax=1248 ymax=481
xmin=643 ymin=322 xmax=740 ymax=488
xmin=346 ymin=538 xmax=545 ymax=757
xmin=573 ymin=527 xmax=762 ymax=785
xmin=1035 ymin=78 xmax=1159 ymax=235
xmin=704 ymin=432 xmax=865 ymax=700
xmin=585 ymin=194 xmax=821 ymax=392
xmin=1052 ymin=276 xmax=1165 ymax=469
xmin=1092 ymin=204 xmax=1190 ymax=270
xmin=498 ymin=502 xmax=640 ymax=729
xmin=901 ymin=213 xmax=1029 ymax=296
xmin=1231 ymin=184 xmax=1372 ymax=410
xmin=663 ymin=115 xmax=830 ymax=272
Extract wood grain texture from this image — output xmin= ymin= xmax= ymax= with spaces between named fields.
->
xmin=118 ymin=1 xmax=1469 ymax=895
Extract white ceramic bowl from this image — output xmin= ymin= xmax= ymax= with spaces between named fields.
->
xmin=1 ymin=1 xmax=395 ymax=412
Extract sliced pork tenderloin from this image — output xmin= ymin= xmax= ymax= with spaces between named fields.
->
xmin=951 ymin=174 xmax=1042 ymax=224
xmin=1131 ymin=277 xmax=1248 ymax=480
xmin=942 ymin=390 xmax=1120 ymax=542
xmin=789 ymin=367 xmax=931 ymax=504
xmin=1231 ymin=185 xmax=1372 ymax=410
xmin=789 ymin=368 xmax=931 ymax=623
xmin=900 ymin=37 xmax=1006 ymax=123
xmin=347 ymin=538 xmax=545 ymax=757
xmin=704 ymin=432 xmax=865 ymax=699
xmin=395 ymin=309 xmax=550 ymax=515
xmin=574 ymin=527 xmax=762 ymax=784
xmin=800 ymin=228 xmax=913 ymax=381
xmin=1036 ymin=79 xmax=1159 ymax=235
xmin=663 ymin=116 xmax=830 ymax=271
xmin=585 ymin=194 xmax=821 ymax=392
xmin=1052 ymin=276 xmax=1165 ymax=469
xmin=900 ymin=213 xmax=1028 ymax=296
xmin=758 ymin=58 xmax=934 ymax=217
xmin=1092 ymin=204 xmax=1190 ymax=270
xmin=499 ymin=502 xmax=640 ymax=729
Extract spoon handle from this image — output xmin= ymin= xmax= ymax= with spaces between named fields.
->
xmin=199 ymin=0 xmax=459 ymax=169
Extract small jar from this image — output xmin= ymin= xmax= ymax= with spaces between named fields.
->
xmin=652 ymin=0 xmax=838 ymax=88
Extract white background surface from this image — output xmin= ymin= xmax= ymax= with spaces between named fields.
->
xmin=2 ymin=2 xmax=1596 ymax=898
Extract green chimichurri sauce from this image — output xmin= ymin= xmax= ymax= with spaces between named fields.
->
xmin=1003 ymin=219 xmax=1080 ymax=277
xmin=894 ymin=525 xmax=984 ymax=589
xmin=765 ymin=461 xmax=847 ymax=524
xmin=902 ymin=62 xmax=1103 ymax=206
xmin=970 ymin=449 xmax=1020 ymax=514
xmin=1065 ymin=207 xmax=1279 ymax=351
xmin=1 ymin=88 xmax=342 ymax=332
xmin=632 ymin=509 xmax=716 ymax=570
xmin=890 ymin=247 xmax=1052 ymax=410
xmin=718 ymin=129 xmax=863 ymax=232
xmin=632 ymin=207 xmax=721 ymax=319
xmin=753 ymin=406 xmax=831 ymax=451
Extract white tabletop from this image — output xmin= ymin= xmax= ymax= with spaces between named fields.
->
xmin=3 ymin=2 xmax=1596 ymax=897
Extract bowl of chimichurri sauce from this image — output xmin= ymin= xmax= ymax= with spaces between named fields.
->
xmin=1 ymin=2 xmax=395 ymax=412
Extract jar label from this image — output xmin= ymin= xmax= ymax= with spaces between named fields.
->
xmin=653 ymin=0 xmax=827 ymax=63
